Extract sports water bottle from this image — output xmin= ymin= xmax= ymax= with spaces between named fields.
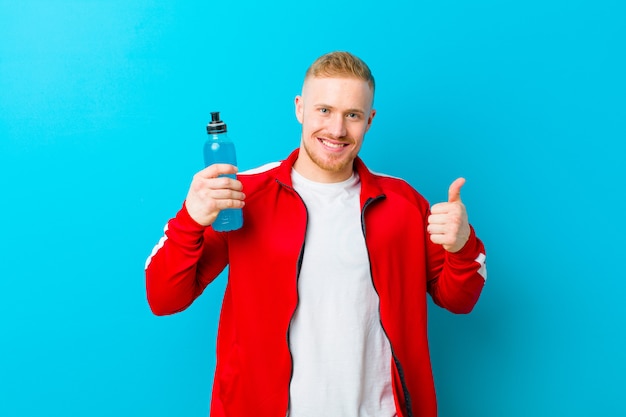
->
xmin=203 ymin=111 xmax=243 ymax=231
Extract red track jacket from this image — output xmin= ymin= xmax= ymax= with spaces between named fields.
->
xmin=145 ymin=149 xmax=487 ymax=417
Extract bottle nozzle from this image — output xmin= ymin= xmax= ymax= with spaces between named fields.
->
xmin=207 ymin=111 xmax=227 ymax=134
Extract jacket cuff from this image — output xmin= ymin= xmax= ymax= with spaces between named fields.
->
xmin=446 ymin=225 xmax=480 ymax=263
xmin=165 ymin=201 xmax=207 ymax=247
xmin=177 ymin=201 xmax=207 ymax=231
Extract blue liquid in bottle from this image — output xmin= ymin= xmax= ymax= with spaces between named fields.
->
xmin=204 ymin=112 xmax=243 ymax=231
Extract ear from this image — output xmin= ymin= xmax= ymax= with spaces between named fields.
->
xmin=365 ymin=108 xmax=376 ymax=132
xmin=295 ymin=95 xmax=304 ymax=124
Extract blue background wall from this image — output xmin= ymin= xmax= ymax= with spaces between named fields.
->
xmin=1 ymin=1 xmax=624 ymax=416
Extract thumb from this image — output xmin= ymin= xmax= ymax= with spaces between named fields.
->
xmin=448 ymin=177 xmax=466 ymax=203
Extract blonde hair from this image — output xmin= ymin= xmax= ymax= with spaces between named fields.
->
xmin=305 ymin=51 xmax=375 ymax=93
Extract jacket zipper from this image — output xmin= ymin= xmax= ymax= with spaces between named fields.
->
xmin=362 ymin=195 xmax=414 ymax=417
xmin=276 ymin=179 xmax=308 ymax=417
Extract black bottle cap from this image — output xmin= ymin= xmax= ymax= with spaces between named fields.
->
xmin=206 ymin=111 xmax=227 ymax=134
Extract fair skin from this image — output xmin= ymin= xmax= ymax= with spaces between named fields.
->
xmin=293 ymin=76 xmax=375 ymax=183
xmin=184 ymin=163 xmax=245 ymax=227
xmin=184 ymin=74 xmax=470 ymax=252
xmin=428 ymin=177 xmax=471 ymax=253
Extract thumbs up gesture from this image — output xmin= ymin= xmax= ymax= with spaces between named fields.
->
xmin=427 ymin=178 xmax=471 ymax=253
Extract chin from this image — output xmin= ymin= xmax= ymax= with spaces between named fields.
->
xmin=316 ymin=154 xmax=354 ymax=174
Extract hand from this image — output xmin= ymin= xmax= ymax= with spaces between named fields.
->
xmin=427 ymin=178 xmax=470 ymax=253
xmin=184 ymin=164 xmax=245 ymax=226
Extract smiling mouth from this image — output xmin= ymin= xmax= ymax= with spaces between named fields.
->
xmin=319 ymin=138 xmax=348 ymax=149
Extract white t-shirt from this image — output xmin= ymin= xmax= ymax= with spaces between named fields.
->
xmin=288 ymin=169 xmax=396 ymax=417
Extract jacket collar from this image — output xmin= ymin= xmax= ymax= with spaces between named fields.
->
xmin=276 ymin=149 xmax=386 ymax=202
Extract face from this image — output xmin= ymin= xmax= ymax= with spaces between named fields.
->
xmin=294 ymin=76 xmax=376 ymax=183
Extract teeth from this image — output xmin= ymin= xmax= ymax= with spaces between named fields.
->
xmin=320 ymin=139 xmax=345 ymax=149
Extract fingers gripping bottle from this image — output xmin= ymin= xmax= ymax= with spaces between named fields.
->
xmin=203 ymin=111 xmax=243 ymax=231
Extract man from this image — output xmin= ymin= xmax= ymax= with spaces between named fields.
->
xmin=145 ymin=51 xmax=487 ymax=417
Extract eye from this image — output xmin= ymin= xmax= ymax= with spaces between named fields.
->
xmin=319 ymin=108 xmax=329 ymax=114
xmin=347 ymin=113 xmax=359 ymax=119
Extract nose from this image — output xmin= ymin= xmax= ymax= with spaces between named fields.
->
xmin=327 ymin=113 xmax=347 ymax=139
